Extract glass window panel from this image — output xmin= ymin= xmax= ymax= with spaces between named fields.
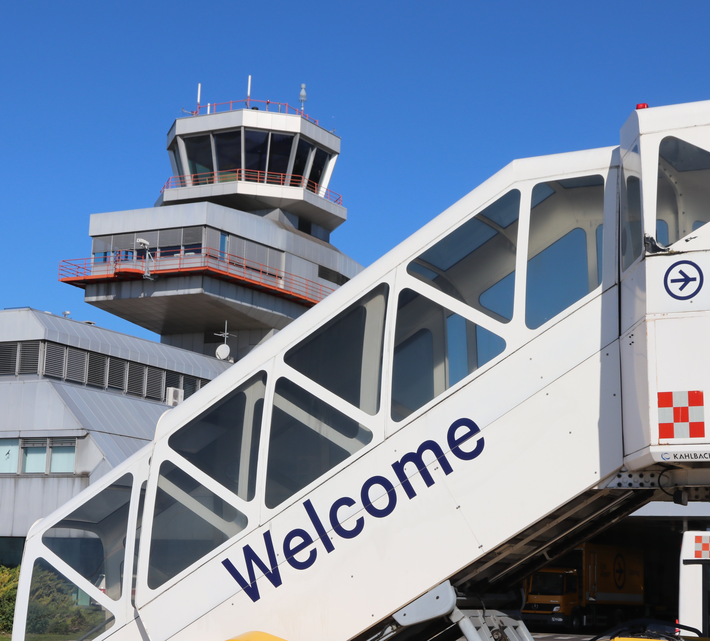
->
xmin=446 ymin=314 xmax=468 ymax=387
xmin=407 ymin=190 xmax=520 ymax=324
xmin=479 ymin=271 xmax=515 ymax=321
xmin=42 ymin=474 xmax=133 ymax=600
xmin=476 ymin=326 xmax=506 ymax=367
xmin=22 ymin=444 xmax=46 ymax=473
xmin=657 ymin=136 xmax=710 ymax=245
xmin=621 ymin=147 xmax=643 ymax=272
xmin=307 ymin=148 xmax=329 ymax=190
xmin=392 ymin=328 xmax=433 ymax=421
xmin=526 ymin=229 xmax=590 ymax=329
xmin=183 ymin=135 xmax=213 ymax=177
xmin=50 ymin=445 xmax=75 ymax=473
xmin=148 ymin=462 xmax=247 ymax=589
xmin=267 ymin=133 xmax=294 ymax=176
xmin=291 ymin=138 xmax=312 ymax=186
xmin=24 ymin=559 xmax=114 ymax=641
xmin=243 ymin=129 xmax=269 ymax=179
xmin=285 ymin=284 xmax=388 ymax=415
xmin=169 ymin=372 xmax=266 ymax=502
xmin=526 ymin=177 xmax=604 ymax=329
xmin=391 ymin=290 xmax=505 ymax=421
xmin=656 ymin=219 xmax=669 ymax=247
xmin=214 ymin=130 xmax=241 ymax=178
xmin=0 ymin=439 xmax=18 ymax=473
xmin=265 ymin=378 xmax=373 ymax=509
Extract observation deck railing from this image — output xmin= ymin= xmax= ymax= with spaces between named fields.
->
xmin=186 ymin=98 xmax=318 ymax=125
xmin=59 ymin=248 xmax=335 ymax=306
xmin=160 ymin=168 xmax=343 ymax=206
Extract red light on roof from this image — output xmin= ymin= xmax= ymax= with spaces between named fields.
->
xmin=636 ymin=103 xmax=649 ymax=109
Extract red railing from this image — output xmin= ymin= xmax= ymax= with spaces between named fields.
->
xmin=160 ymin=168 xmax=343 ymax=206
xmin=187 ymin=98 xmax=318 ymax=125
xmin=59 ymin=248 xmax=336 ymax=306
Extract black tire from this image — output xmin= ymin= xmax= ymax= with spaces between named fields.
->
xmin=570 ymin=611 xmax=582 ymax=633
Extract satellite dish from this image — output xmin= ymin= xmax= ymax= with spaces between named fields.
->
xmin=215 ymin=343 xmax=231 ymax=360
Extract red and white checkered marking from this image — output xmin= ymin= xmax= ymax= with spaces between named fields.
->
xmin=658 ymin=390 xmax=705 ymax=439
xmin=695 ymin=535 xmax=710 ymax=559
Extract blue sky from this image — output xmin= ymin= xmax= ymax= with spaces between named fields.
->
xmin=2 ymin=0 xmax=710 ymax=341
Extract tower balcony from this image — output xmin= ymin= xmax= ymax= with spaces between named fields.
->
xmin=59 ymin=248 xmax=335 ymax=307
xmin=156 ymin=168 xmax=345 ymax=231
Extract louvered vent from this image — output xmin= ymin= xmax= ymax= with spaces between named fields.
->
xmin=108 ymin=358 xmax=126 ymax=389
xmin=146 ymin=367 xmax=164 ymax=400
xmin=199 ymin=378 xmax=210 ymax=390
xmin=183 ymin=376 xmax=198 ymax=399
xmin=44 ymin=343 xmax=66 ymax=379
xmin=183 ymin=226 xmax=203 ymax=244
xmin=159 ymin=228 xmax=182 ymax=247
xmin=0 ymin=343 xmax=18 ymax=375
xmin=165 ymin=371 xmax=181 ymax=390
xmin=127 ymin=362 xmax=145 ymax=396
xmin=18 ymin=342 xmax=41 ymax=374
xmin=87 ymin=352 xmax=107 ymax=387
xmin=66 ymin=348 xmax=87 ymax=383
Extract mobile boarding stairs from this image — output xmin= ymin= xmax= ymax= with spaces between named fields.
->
xmin=14 ymin=101 xmax=710 ymax=641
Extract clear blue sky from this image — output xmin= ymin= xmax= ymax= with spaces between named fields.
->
xmin=2 ymin=0 xmax=709 ymax=341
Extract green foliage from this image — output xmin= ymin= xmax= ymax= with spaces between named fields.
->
xmin=25 ymin=565 xmax=106 ymax=637
xmin=0 ymin=566 xmax=20 ymax=633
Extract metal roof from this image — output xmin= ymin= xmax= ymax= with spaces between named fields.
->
xmin=0 ymin=378 xmax=166 ymax=468
xmin=0 ymin=308 xmax=231 ymax=379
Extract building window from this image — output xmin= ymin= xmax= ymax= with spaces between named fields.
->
xmin=0 ymin=439 xmax=19 ymax=473
xmin=0 ymin=438 xmax=76 ymax=474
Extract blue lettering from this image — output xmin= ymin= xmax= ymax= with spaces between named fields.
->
xmin=222 ymin=417 xmax=485 ymax=603
xmin=283 ymin=528 xmax=317 ymax=570
xmin=391 ymin=439 xmax=453 ymax=499
xmin=303 ymin=499 xmax=335 ymax=552
xmin=361 ymin=475 xmax=397 ymax=518
xmin=222 ymin=530 xmax=282 ymax=603
xmin=329 ymin=496 xmax=364 ymax=539
xmin=447 ymin=418 xmax=484 ymax=461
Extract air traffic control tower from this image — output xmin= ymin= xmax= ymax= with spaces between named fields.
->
xmin=59 ymin=91 xmax=363 ymax=361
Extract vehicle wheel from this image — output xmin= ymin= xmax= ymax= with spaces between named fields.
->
xmin=570 ymin=611 xmax=582 ymax=633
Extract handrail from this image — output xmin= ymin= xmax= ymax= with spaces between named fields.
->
xmin=160 ymin=168 xmax=343 ymax=206
xmin=186 ymin=97 xmax=318 ymax=125
xmin=58 ymin=248 xmax=336 ymax=306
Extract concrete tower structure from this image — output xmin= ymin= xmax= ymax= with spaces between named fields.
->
xmin=60 ymin=93 xmax=363 ymax=361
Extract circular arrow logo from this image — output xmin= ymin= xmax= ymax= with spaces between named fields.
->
xmin=664 ymin=260 xmax=704 ymax=300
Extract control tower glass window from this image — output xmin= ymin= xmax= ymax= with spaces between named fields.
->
xmin=308 ymin=148 xmax=329 ymax=190
xmin=656 ymin=136 xmax=710 ymax=246
xmin=244 ymin=129 xmax=269 ymax=180
xmin=407 ymin=190 xmax=520 ymax=324
xmin=214 ymin=130 xmax=241 ymax=180
xmin=291 ymin=138 xmax=313 ymax=186
xmin=183 ymin=135 xmax=213 ymax=182
xmin=267 ymin=133 xmax=294 ymax=179
xmin=526 ymin=176 xmax=604 ymax=329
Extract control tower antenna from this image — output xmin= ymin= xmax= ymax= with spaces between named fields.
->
xmin=299 ymin=83 xmax=307 ymax=115
xmin=247 ymin=75 xmax=252 ymax=109
xmin=197 ymin=82 xmax=201 ymax=109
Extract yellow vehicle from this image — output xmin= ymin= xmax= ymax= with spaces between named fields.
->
xmin=522 ymin=544 xmax=644 ymax=631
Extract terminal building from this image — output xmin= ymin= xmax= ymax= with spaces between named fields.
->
xmin=0 ymin=90 xmax=363 ymax=566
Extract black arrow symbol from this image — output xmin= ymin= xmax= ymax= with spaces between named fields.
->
xmin=671 ymin=269 xmax=697 ymax=291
